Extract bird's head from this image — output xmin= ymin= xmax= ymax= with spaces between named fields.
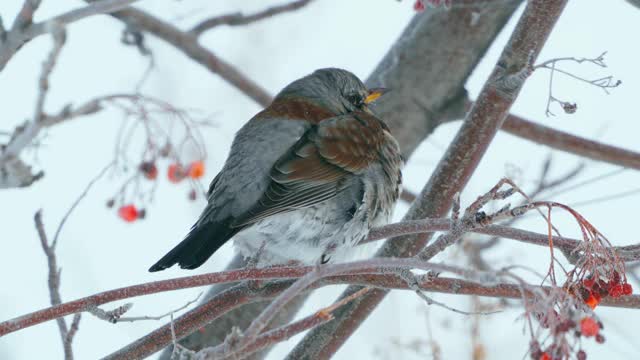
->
xmin=275 ymin=68 xmax=388 ymax=115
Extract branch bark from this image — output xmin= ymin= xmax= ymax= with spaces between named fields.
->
xmin=502 ymin=113 xmax=640 ymax=169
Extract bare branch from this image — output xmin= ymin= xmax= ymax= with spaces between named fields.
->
xmin=34 ymin=210 xmax=74 ymax=360
xmin=115 ymin=293 xmax=201 ymax=323
xmin=501 ymin=113 xmax=640 ymax=170
xmin=7 ymin=212 xmax=639 ymax=340
xmin=52 ymin=163 xmax=113 ymax=248
xmin=0 ymin=0 xmax=141 ymax=71
xmin=11 ymin=0 xmax=42 ymax=31
xmin=191 ymin=0 xmax=314 ymax=36
xmin=99 ymin=4 xmax=273 ymax=107
xmin=0 ymin=23 xmax=67 ymax=188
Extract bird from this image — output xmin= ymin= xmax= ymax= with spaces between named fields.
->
xmin=149 ymin=68 xmax=403 ymax=272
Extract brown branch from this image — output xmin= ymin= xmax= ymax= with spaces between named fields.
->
xmin=103 ymin=263 xmax=640 ymax=359
xmin=289 ymin=1 xmax=569 ymax=358
xmin=198 ymin=289 xmax=370 ymax=360
xmin=97 ymin=3 xmax=273 ymax=107
xmin=501 ymin=113 xmax=640 ymax=170
xmin=4 ymin=260 xmax=638 ymax=358
xmin=190 ymin=0 xmax=314 ymax=36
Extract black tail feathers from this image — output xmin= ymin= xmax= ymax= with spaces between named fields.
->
xmin=148 ymin=219 xmax=239 ymax=272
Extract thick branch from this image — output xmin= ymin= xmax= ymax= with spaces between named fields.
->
xmin=7 ymin=215 xmax=636 ymax=340
xmin=502 ymin=113 xmax=640 ymax=170
xmin=103 ymin=263 xmax=640 ymax=359
xmin=289 ymin=1 xmax=569 ymax=357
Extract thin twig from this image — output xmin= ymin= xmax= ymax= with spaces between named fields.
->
xmin=52 ymin=162 xmax=113 ymax=248
xmin=117 ymin=293 xmax=202 ymax=323
xmin=34 ymin=210 xmax=73 ymax=360
xmin=191 ymin=0 xmax=314 ymax=36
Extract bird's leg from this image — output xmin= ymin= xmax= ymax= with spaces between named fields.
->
xmin=246 ymin=240 xmax=267 ymax=290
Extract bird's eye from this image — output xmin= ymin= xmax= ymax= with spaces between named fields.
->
xmin=346 ymin=93 xmax=365 ymax=108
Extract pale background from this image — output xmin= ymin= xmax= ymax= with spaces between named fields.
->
xmin=1 ymin=0 xmax=639 ymax=359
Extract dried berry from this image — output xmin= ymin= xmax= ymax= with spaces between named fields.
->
xmin=118 ymin=205 xmax=138 ymax=222
xmin=577 ymin=350 xmax=587 ymax=360
xmin=188 ymin=189 xmax=197 ymax=201
xmin=562 ymin=102 xmax=577 ymax=114
xmin=595 ymin=333 xmax=605 ymax=344
xmin=139 ymin=161 xmax=158 ymax=180
xmin=583 ymin=276 xmax=595 ymax=288
xmin=106 ymin=198 xmax=115 ymax=208
xmin=137 ymin=208 xmax=146 ymax=219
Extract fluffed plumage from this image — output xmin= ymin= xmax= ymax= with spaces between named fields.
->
xmin=149 ymin=68 xmax=403 ymax=272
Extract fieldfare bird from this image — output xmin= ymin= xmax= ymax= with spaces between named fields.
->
xmin=149 ymin=68 xmax=403 ymax=271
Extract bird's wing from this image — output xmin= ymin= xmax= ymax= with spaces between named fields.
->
xmin=231 ymin=111 xmax=387 ymax=227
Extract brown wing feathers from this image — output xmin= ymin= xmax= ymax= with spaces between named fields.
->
xmin=231 ymin=112 xmax=386 ymax=227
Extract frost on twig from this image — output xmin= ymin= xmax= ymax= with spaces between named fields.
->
xmin=398 ymin=269 xmax=501 ymax=316
xmin=88 ymin=303 xmax=134 ymax=324
xmin=90 ymin=293 xmax=202 ymax=324
xmin=534 ymin=52 xmax=621 ymax=116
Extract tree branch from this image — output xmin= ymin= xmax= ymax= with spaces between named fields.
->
xmin=96 ymin=2 xmax=273 ymax=107
xmin=0 ymin=0 xmax=141 ymax=71
xmin=190 ymin=0 xmax=314 ymax=36
xmin=501 ymin=113 xmax=640 ymax=170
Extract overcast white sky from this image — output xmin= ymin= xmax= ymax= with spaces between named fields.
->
xmin=1 ymin=1 xmax=640 ymax=359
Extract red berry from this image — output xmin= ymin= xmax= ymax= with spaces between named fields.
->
xmin=622 ymin=283 xmax=633 ymax=295
xmin=584 ymin=292 xmax=600 ymax=309
xmin=608 ymin=284 xmax=624 ymax=298
xmin=580 ymin=317 xmax=599 ymax=337
xmin=168 ymin=163 xmax=185 ymax=183
xmin=583 ymin=277 xmax=595 ymax=288
xmin=577 ymin=350 xmax=587 ymax=360
xmin=118 ymin=205 xmax=138 ymax=222
xmin=612 ymin=270 xmax=621 ymax=284
xmin=539 ymin=352 xmax=551 ymax=360
xmin=413 ymin=0 xmax=425 ymax=11
xmin=187 ymin=161 xmax=205 ymax=179
xmin=139 ymin=161 xmax=158 ymax=180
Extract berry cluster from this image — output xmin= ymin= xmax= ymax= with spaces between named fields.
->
xmin=579 ymin=270 xmax=632 ymax=309
xmin=530 ymin=314 xmax=603 ymax=360
xmin=109 ymin=160 xmax=206 ymax=223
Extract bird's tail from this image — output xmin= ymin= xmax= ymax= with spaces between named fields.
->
xmin=148 ymin=219 xmax=239 ymax=272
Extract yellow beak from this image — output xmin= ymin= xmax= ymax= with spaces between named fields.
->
xmin=364 ymin=88 xmax=389 ymax=104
